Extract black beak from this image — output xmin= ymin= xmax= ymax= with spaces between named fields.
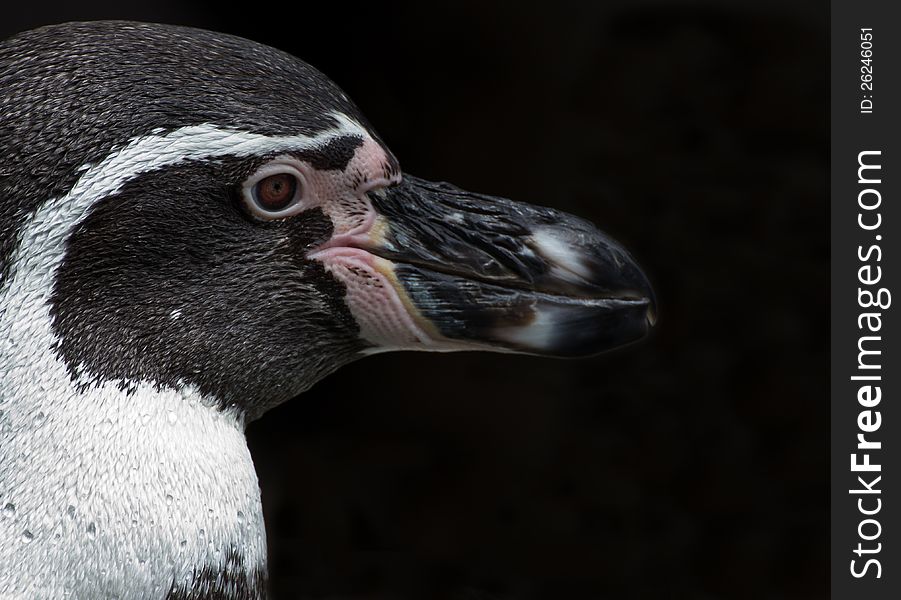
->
xmin=365 ymin=176 xmax=656 ymax=357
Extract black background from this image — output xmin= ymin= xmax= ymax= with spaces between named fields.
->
xmin=4 ymin=2 xmax=827 ymax=598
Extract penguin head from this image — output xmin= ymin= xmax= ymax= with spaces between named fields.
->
xmin=0 ymin=22 xmax=655 ymax=418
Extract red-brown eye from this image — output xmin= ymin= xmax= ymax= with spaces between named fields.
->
xmin=253 ymin=173 xmax=298 ymax=212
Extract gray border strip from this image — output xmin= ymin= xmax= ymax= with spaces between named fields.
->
xmin=832 ymin=2 xmax=900 ymax=597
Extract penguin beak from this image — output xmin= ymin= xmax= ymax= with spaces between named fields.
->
xmin=311 ymin=175 xmax=656 ymax=357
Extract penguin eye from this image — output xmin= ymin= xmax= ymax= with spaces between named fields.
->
xmin=241 ymin=165 xmax=308 ymax=220
xmin=254 ymin=174 xmax=297 ymax=211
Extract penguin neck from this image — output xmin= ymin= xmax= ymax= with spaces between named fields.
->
xmin=0 ymin=349 xmax=268 ymax=599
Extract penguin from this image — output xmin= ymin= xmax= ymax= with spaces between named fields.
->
xmin=0 ymin=21 xmax=655 ymax=600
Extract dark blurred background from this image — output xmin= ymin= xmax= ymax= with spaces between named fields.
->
xmin=4 ymin=2 xmax=827 ymax=598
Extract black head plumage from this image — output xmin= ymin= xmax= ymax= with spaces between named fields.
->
xmin=0 ymin=22 xmax=388 ymax=415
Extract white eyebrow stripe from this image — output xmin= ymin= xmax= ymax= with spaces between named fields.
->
xmin=64 ymin=112 xmax=367 ymax=210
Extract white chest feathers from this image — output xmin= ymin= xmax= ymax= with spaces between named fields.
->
xmin=0 ymin=382 xmax=266 ymax=599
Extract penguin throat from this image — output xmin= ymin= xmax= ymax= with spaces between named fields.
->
xmin=0 ymin=381 xmax=267 ymax=599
